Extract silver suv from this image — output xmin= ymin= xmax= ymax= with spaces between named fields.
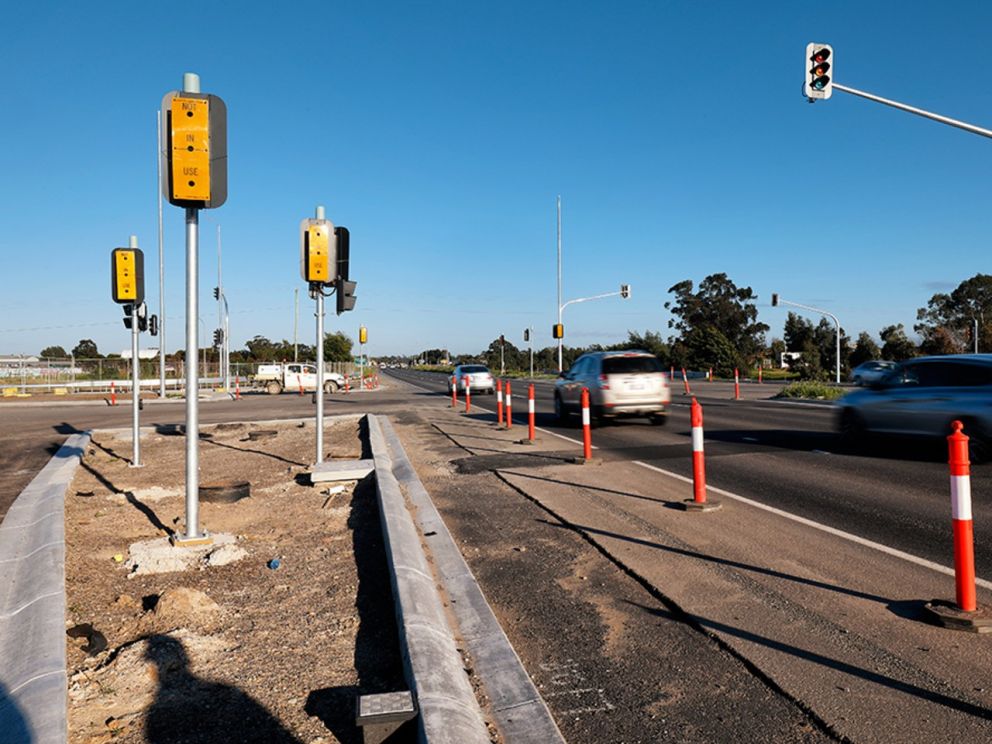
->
xmin=837 ymin=354 xmax=992 ymax=459
xmin=554 ymin=351 xmax=670 ymax=425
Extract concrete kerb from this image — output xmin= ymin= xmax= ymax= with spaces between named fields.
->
xmin=0 ymin=431 xmax=89 ymax=744
xmin=374 ymin=415 xmax=566 ymax=743
xmin=367 ymin=415 xmax=491 ymax=743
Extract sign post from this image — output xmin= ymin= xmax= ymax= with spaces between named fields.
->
xmin=301 ymin=206 xmax=335 ymax=463
xmin=161 ymin=72 xmax=227 ymax=545
xmin=111 ymin=237 xmax=145 ymax=467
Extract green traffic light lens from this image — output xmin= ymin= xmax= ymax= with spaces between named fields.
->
xmin=812 ymin=76 xmax=829 ymax=90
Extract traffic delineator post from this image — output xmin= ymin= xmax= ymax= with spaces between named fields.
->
xmin=708 ymin=368 xmax=713 ymax=382
xmin=682 ymin=368 xmax=691 ymax=395
xmin=451 ymin=375 xmax=457 ymax=407
xmin=110 ymin=381 xmax=117 ymax=407
xmin=580 ymin=387 xmax=592 ymax=461
xmin=297 ymin=375 xmax=304 ymax=396
xmin=496 ymin=379 xmax=504 ymax=426
xmin=734 ymin=368 xmax=740 ymax=400
xmin=344 ymin=375 xmax=350 ymax=394
xmin=923 ymin=420 xmax=992 ymax=631
xmin=505 ymin=381 xmax=513 ymax=430
xmin=758 ymin=366 xmax=763 ymax=384
xmin=235 ymin=376 xmax=241 ymax=400
xmin=679 ymin=397 xmax=721 ymax=512
xmin=526 ymin=384 xmax=536 ymax=443
xmin=464 ymin=377 xmax=471 ymax=414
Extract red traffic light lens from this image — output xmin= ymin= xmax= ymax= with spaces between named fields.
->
xmin=811 ymin=47 xmax=831 ymax=64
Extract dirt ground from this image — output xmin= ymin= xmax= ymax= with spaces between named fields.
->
xmin=64 ymin=416 xmax=408 ymax=744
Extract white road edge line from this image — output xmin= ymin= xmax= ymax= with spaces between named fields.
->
xmin=632 ymin=459 xmax=992 ymax=591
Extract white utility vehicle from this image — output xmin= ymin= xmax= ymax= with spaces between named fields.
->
xmin=253 ymin=363 xmax=346 ymax=395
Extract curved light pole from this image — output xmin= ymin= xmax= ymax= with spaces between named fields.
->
xmin=558 ymin=284 xmax=632 ymax=372
xmin=772 ymin=294 xmax=842 ymax=383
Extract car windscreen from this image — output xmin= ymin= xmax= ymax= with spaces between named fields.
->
xmin=460 ymin=366 xmax=489 ymax=374
xmin=602 ymin=356 xmax=663 ymax=374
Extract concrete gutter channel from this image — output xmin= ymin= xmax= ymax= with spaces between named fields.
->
xmin=0 ymin=416 xmax=563 ymax=743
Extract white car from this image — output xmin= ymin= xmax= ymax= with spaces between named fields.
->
xmin=448 ymin=364 xmax=495 ymax=394
xmin=554 ymin=351 xmax=670 ymax=424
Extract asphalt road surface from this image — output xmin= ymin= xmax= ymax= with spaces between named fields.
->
xmin=387 ymin=368 xmax=992 ymax=579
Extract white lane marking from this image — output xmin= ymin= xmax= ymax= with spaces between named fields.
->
xmin=631 ymin=460 xmax=992 ymax=591
xmin=741 ymin=436 xmax=759 ymax=442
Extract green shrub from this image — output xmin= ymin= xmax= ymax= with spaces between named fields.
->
xmin=776 ymin=381 xmax=845 ymax=400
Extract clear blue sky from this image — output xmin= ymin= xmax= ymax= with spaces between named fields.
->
xmin=3 ymin=1 xmax=990 ymax=358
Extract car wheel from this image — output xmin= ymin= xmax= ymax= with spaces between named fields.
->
xmin=958 ymin=418 xmax=991 ymax=464
xmin=839 ymin=408 xmax=866 ymax=447
xmin=324 ymin=380 xmax=339 ymax=394
xmin=554 ymin=393 xmax=566 ymax=423
xmin=650 ymin=413 xmax=667 ymax=426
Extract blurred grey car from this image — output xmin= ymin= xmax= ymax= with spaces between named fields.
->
xmin=849 ymin=360 xmax=898 ymax=385
xmin=837 ymin=354 xmax=992 ymax=458
xmin=554 ymin=350 xmax=670 ymax=424
xmin=448 ymin=364 xmax=495 ymax=394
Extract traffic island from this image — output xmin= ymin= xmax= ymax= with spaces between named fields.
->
xmin=60 ymin=415 xmax=409 ymax=743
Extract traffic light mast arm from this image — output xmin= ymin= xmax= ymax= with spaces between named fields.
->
xmin=559 ymin=288 xmax=629 ymax=314
xmin=773 ymin=296 xmax=842 ymax=385
xmin=829 ymin=82 xmax=992 ymax=140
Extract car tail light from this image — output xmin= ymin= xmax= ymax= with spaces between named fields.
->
xmin=599 ymin=373 xmax=610 ymax=390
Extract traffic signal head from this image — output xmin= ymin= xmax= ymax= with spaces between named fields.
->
xmin=523 ymin=329 xmax=530 ymax=342
xmin=620 ymin=284 xmax=630 ymax=299
xmin=112 ymin=248 xmax=145 ymax=304
xmin=213 ymin=287 xmax=220 ymax=300
xmin=772 ymin=293 xmax=779 ymax=307
xmin=160 ymin=89 xmax=227 ymax=208
xmin=552 ymin=323 xmax=564 ymax=339
xmin=337 ymin=280 xmax=357 ymax=315
xmin=300 ymin=217 xmax=336 ymax=284
xmin=148 ymin=315 xmax=159 ymax=337
xmin=334 ymin=226 xmax=350 ymax=282
xmin=804 ymin=43 xmax=833 ymax=100
xmin=213 ymin=328 xmax=224 ymax=347
xmin=499 ymin=334 xmax=505 ymax=345
xmin=359 ymin=326 xmax=367 ymax=344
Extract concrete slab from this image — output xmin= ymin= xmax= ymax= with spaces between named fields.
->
xmin=309 ymin=459 xmax=374 ymax=483
xmin=125 ymin=533 xmax=241 ymax=576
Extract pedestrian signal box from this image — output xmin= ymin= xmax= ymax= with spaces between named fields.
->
xmin=359 ymin=326 xmax=368 ymax=344
xmin=300 ymin=218 xmax=335 ymax=284
xmin=112 ymin=248 xmax=145 ymax=304
xmin=161 ymin=91 xmax=227 ymax=208
xmin=552 ymin=323 xmax=564 ymax=339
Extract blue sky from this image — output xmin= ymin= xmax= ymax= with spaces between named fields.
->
xmin=2 ymin=1 xmax=991 ymax=358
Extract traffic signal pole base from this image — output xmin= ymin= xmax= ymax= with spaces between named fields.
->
xmin=677 ymin=499 xmax=722 ymax=513
xmin=128 ymin=463 xmax=145 ymax=469
xmin=922 ymin=600 xmax=992 ymax=633
xmin=170 ymin=532 xmax=213 ymax=548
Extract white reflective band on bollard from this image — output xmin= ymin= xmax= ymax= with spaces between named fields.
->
xmin=582 ymin=407 xmax=590 ymax=426
xmin=528 ymin=398 xmax=535 ymax=414
xmin=951 ymin=476 xmax=973 ymax=521
xmin=692 ymin=427 xmax=704 ymax=452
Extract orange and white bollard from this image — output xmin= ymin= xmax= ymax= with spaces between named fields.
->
xmin=505 ymin=381 xmax=513 ymax=430
xmin=580 ymin=387 xmax=592 ymax=460
xmin=297 ymin=375 xmax=304 ymax=396
xmin=464 ymin=376 xmax=471 ymax=414
xmin=451 ymin=375 xmax=458 ymax=407
xmin=110 ymin=381 xmax=117 ymax=406
xmin=670 ymin=366 xmax=675 ymax=382
xmin=758 ymin=366 xmax=763 ymax=384
xmin=948 ymin=421 xmax=977 ymax=612
xmin=681 ymin=368 xmax=691 ymax=395
xmin=734 ymin=368 xmax=740 ymax=400
xmin=344 ymin=376 xmax=350 ymax=394
xmin=496 ymin=379 xmax=504 ymax=426
xmin=708 ymin=367 xmax=713 ymax=382
xmin=681 ymin=397 xmax=721 ymax=512
xmin=235 ymin=376 xmax=241 ymax=400
xmin=527 ymin=383 xmax=536 ymax=442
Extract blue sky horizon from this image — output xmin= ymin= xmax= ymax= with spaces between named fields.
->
xmin=2 ymin=1 xmax=990 ymax=359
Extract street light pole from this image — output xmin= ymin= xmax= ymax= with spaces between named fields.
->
xmin=774 ymin=296 xmax=843 ymax=384
xmin=556 ymin=195 xmax=563 ymax=372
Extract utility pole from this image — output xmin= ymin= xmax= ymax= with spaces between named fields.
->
xmin=156 ymin=110 xmax=166 ymax=398
xmin=556 ymin=195 xmax=563 ymax=372
xmin=293 ymin=288 xmax=299 ymax=363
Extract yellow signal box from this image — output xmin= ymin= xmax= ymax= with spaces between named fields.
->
xmin=359 ymin=326 xmax=368 ymax=344
xmin=300 ymin=218 xmax=336 ymax=284
xmin=111 ymin=248 xmax=145 ymax=304
xmin=160 ymin=90 xmax=227 ymax=208
xmin=552 ymin=323 xmax=564 ymax=339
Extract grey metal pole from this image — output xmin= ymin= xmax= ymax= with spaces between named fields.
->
xmin=183 ymin=206 xmax=201 ymax=539
xmin=130 ymin=236 xmax=142 ymax=467
xmin=833 ymin=83 xmax=992 ymax=140
xmin=976 ymin=318 xmax=980 ymax=354
xmin=775 ymin=297 xmax=842 ymax=384
xmin=316 ymin=290 xmax=325 ymax=463
xmin=294 ymin=288 xmax=299 ymax=363
xmin=556 ymin=195 xmax=563 ymax=372
xmin=217 ymin=225 xmax=223 ymax=388
xmin=315 ymin=205 xmax=326 ymax=464
xmin=157 ymin=110 xmax=166 ymax=398
xmin=359 ymin=340 xmax=364 ymax=391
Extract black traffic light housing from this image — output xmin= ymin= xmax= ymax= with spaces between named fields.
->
xmin=772 ymin=293 xmax=779 ymax=307
xmin=148 ymin=315 xmax=159 ymax=337
xmin=523 ymin=329 xmax=530 ymax=342
xmin=552 ymin=323 xmax=564 ymax=339
xmin=123 ymin=303 xmax=134 ymax=329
